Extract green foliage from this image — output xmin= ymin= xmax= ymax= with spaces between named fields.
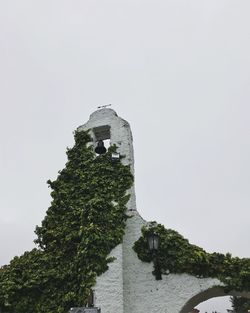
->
xmin=0 ymin=130 xmax=133 ymax=313
xmin=231 ymin=297 xmax=250 ymax=313
xmin=133 ymin=223 xmax=250 ymax=292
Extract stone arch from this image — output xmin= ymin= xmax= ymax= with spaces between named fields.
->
xmin=180 ymin=286 xmax=250 ymax=313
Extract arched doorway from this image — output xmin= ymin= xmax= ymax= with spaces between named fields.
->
xmin=180 ymin=286 xmax=250 ymax=313
xmin=197 ymin=295 xmax=232 ymax=312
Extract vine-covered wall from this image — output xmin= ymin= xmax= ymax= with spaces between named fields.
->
xmin=1 ymin=122 xmax=250 ymax=313
xmin=133 ymin=222 xmax=250 ymax=293
xmin=0 ymin=130 xmax=133 ymax=313
xmin=231 ymin=296 xmax=250 ymax=312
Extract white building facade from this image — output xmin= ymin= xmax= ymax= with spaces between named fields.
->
xmin=78 ymin=109 xmax=250 ymax=313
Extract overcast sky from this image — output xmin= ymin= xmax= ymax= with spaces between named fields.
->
xmin=0 ymin=1 xmax=249 ymax=311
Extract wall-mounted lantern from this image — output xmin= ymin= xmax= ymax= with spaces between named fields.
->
xmin=147 ymin=232 xmax=162 ymax=280
xmin=147 ymin=232 xmax=160 ymax=252
xmin=95 ymin=140 xmax=107 ymax=155
xmin=111 ymin=152 xmax=120 ymax=163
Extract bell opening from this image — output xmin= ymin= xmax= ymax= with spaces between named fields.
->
xmin=93 ymin=125 xmax=111 ymax=155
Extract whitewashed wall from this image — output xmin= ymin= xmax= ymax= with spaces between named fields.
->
xmin=79 ymin=109 xmax=250 ymax=313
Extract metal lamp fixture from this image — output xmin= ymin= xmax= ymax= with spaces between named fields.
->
xmin=147 ymin=232 xmax=162 ymax=280
xmin=147 ymin=232 xmax=160 ymax=252
xmin=111 ymin=152 xmax=120 ymax=162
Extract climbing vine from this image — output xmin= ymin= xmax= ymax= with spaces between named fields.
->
xmin=133 ymin=222 xmax=250 ymax=292
xmin=0 ymin=130 xmax=133 ymax=313
xmin=231 ymin=296 xmax=250 ymax=313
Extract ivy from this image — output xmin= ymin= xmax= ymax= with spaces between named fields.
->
xmin=133 ymin=223 xmax=250 ymax=292
xmin=231 ymin=296 xmax=250 ymax=313
xmin=0 ymin=130 xmax=133 ymax=313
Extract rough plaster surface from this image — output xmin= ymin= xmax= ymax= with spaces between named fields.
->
xmin=78 ymin=109 xmax=136 ymax=211
xmin=78 ymin=109 xmax=250 ymax=313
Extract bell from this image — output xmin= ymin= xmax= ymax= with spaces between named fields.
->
xmin=95 ymin=140 xmax=107 ymax=154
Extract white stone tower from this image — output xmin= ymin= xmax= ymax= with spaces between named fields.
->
xmin=78 ymin=109 xmax=250 ymax=313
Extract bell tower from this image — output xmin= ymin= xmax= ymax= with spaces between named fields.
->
xmin=78 ymin=108 xmax=136 ymax=212
xmin=76 ymin=108 xmax=137 ymax=313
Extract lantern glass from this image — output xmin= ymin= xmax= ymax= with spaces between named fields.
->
xmin=147 ymin=232 xmax=160 ymax=251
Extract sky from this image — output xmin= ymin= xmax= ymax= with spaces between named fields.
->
xmin=0 ymin=1 xmax=250 ymax=312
